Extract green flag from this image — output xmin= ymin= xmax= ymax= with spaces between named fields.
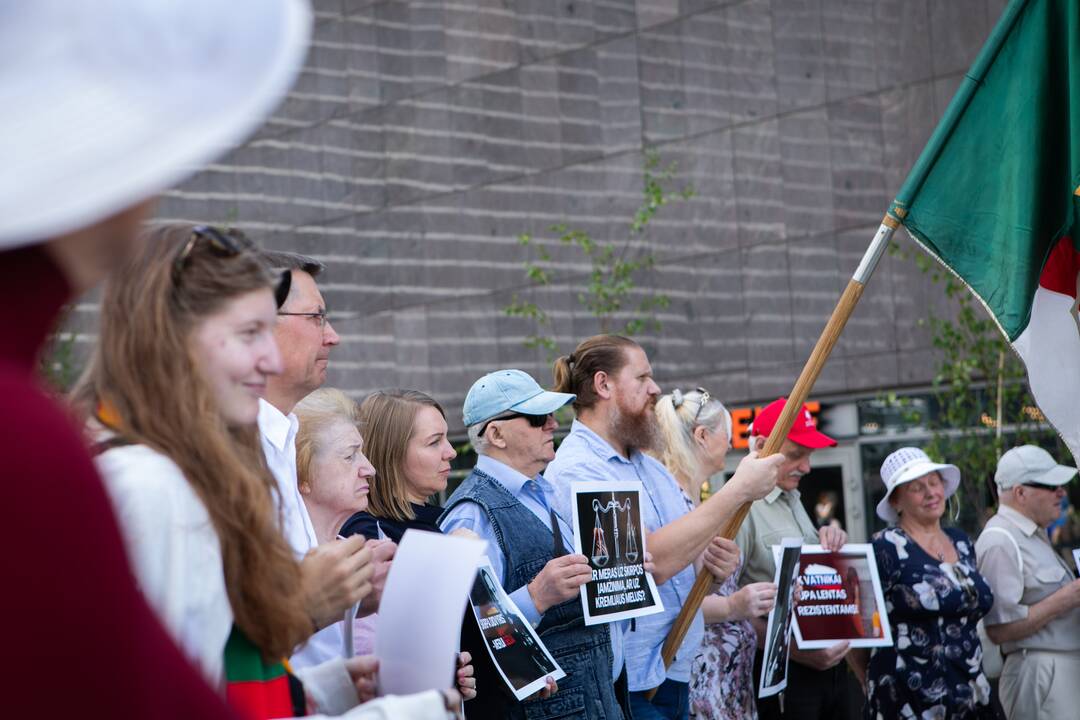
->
xmin=888 ymin=0 xmax=1080 ymax=458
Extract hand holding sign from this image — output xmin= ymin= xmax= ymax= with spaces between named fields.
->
xmin=527 ymin=554 xmax=593 ymax=614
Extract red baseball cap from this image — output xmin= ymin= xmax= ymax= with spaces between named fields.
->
xmin=749 ymin=397 xmax=836 ymax=449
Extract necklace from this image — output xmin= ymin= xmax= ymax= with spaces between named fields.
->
xmin=903 ymin=525 xmax=949 ymax=561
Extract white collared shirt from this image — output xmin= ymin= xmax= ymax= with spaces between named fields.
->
xmin=258 ymin=398 xmax=345 ymax=669
xmin=258 ymin=399 xmax=319 ymax=554
xmin=977 ymin=504 xmax=1080 ymax=653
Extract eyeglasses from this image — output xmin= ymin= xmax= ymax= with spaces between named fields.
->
xmin=277 ymin=309 xmax=329 ymax=328
xmin=479 ymin=412 xmax=550 ymax=436
xmin=171 ymin=225 xmax=242 ymax=283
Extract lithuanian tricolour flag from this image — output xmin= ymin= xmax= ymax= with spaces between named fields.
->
xmin=888 ymin=0 xmax=1080 ymax=458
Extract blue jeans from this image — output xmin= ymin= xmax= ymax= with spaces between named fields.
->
xmin=628 ymin=679 xmax=689 ymax=720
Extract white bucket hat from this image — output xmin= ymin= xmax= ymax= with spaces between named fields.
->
xmin=0 ymin=0 xmax=312 ymax=249
xmin=877 ymin=447 xmax=961 ymax=524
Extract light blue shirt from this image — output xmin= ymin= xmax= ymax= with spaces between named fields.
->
xmin=439 ymin=455 xmax=575 ymax=626
xmin=545 ymin=420 xmax=705 ymax=691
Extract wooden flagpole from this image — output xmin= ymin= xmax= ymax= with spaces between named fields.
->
xmin=649 ymin=210 xmax=904 ymax=693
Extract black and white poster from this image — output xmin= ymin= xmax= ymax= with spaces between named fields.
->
xmin=759 ymin=537 xmax=803 ymax=699
xmin=469 ymin=560 xmax=565 ymax=700
xmin=570 ymin=481 xmax=663 ymax=626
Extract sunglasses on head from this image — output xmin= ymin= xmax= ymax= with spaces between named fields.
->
xmin=172 ymin=225 xmax=292 ymax=307
xmin=671 ymin=387 xmax=711 ymax=423
xmin=479 ymin=412 xmax=550 ymax=435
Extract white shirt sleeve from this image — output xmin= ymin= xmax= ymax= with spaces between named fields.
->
xmin=97 ymin=445 xmax=233 ymax=687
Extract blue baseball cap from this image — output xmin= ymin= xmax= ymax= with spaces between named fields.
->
xmin=463 ymin=369 xmax=576 ymax=427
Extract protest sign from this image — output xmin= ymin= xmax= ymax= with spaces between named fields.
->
xmin=789 ymin=544 xmax=891 ymax=649
xmin=570 ymin=481 xmax=663 ymax=626
xmin=759 ymin=537 xmax=802 ymax=699
xmin=468 ymin=561 xmax=566 ymax=700
xmin=376 ymin=530 xmax=487 ymax=695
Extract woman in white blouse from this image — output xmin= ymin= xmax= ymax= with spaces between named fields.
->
xmin=76 ymin=224 xmax=458 ymax=720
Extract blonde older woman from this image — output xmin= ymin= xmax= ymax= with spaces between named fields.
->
xmin=855 ymin=447 xmax=1002 ymax=719
xmin=653 ymin=388 xmax=776 ymax=720
xmin=295 ymin=389 xmax=376 ymax=544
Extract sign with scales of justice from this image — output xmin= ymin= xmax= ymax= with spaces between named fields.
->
xmin=571 ymin=480 xmax=663 ymax=626
xmin=589 ymin=495 xmax=639 ymax=566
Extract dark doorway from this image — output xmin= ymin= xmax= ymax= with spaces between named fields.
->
xmin=797 ymin=465 xmax=846 ymax=532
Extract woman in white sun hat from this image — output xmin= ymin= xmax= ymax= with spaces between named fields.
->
xmin=0 ymin=1 xmax=312 ymax=718
xmin=853 ymin=448 xmax=1003 ymax=719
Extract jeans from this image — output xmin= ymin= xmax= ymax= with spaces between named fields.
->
xmin=628 ymin=679 xmax=689 ymax=720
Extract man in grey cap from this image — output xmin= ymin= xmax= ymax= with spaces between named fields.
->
xmin=976 ymin=445 xmax=1080 ymax=719
xmin=441 ymin=369 xmax=626 ymax=719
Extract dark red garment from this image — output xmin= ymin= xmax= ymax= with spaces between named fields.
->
xmin=0 ymin=244 xmax=238 ymax=718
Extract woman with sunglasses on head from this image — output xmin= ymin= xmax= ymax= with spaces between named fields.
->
xmin=852 ymin=447 xmax=1002 ymax=719
xmin=653 ymin=389 xmax=776 ymax=720
xmin=77 ymin=224 xmax=460 ymax=720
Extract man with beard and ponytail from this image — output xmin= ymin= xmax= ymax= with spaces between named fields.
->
xmin=733 ymin=397 xmax=850 ymax=720
xmin=544 ymin=334 xmax=783 ymax=720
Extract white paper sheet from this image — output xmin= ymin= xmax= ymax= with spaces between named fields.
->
xmin=375 ymin=529 xmax=487 ymax=695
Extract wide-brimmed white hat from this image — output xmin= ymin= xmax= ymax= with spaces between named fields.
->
xmin=877 ymin=447 xmax=961 ymax=524
xmin=0 ymin=0 xmax=312 ymax=249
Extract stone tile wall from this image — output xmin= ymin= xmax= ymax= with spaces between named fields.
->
xmin=81 ymin=0 xmax=1009 ymax=431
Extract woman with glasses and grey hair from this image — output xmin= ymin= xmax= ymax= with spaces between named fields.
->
xmin=652 ymin=389 xmax=777 ymax=719
xmin=853 ymin=447 xmax=1002 ymax=719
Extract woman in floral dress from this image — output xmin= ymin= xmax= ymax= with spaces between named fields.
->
xmin=653 ymin=388 xmax=776 ymax=719
xmin=857 ymin=447 xmax=1003 ymax=719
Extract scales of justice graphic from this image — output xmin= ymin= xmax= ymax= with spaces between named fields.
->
xmin=590 ymin=492 xmax=639 ymax=566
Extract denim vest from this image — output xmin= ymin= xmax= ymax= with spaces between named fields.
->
xmin=442 ymin=468 xmax=626 ymax=720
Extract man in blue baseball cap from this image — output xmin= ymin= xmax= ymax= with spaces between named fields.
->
xmin=441 ymin=369 xmax=627 ymax=719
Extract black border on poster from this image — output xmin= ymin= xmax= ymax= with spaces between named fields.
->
xmin=569 ymin=480 xmax=664 ymax=626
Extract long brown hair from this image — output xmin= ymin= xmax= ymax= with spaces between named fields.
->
xmin=552 ymin=334 xmax=639 ymax=412
xmin=74 ymin=224 xmax=310 ymax=659
xmin=359 ymin=389 xmax=446 ymax=522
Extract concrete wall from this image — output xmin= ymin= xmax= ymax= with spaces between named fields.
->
xmin=142 ymin=0 xmax=1007 ymax=432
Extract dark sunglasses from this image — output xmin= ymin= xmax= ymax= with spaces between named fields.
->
xmin=172 ymin=225 xmax=291 ymax=307
xmin=479 ymin=412 xmax=550 ymax=435
xmin=1021 ymin=481 xmax=1063 ymax=492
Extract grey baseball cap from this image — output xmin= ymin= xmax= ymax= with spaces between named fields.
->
xmin=994 ymin=445 xmax=1077 ymax=490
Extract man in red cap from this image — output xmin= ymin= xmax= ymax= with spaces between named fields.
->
xmin=733 ymin=398 xmax=852 ymax=720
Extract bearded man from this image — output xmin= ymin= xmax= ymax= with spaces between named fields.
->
xmin=545 ymin=334 xmax=782 ymax=720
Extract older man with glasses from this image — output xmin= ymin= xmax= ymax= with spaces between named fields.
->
xmin=441 ymin=369 xmax=619 ymax=719
xmin=977 ymin=445 xmax=1080 ymax=719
